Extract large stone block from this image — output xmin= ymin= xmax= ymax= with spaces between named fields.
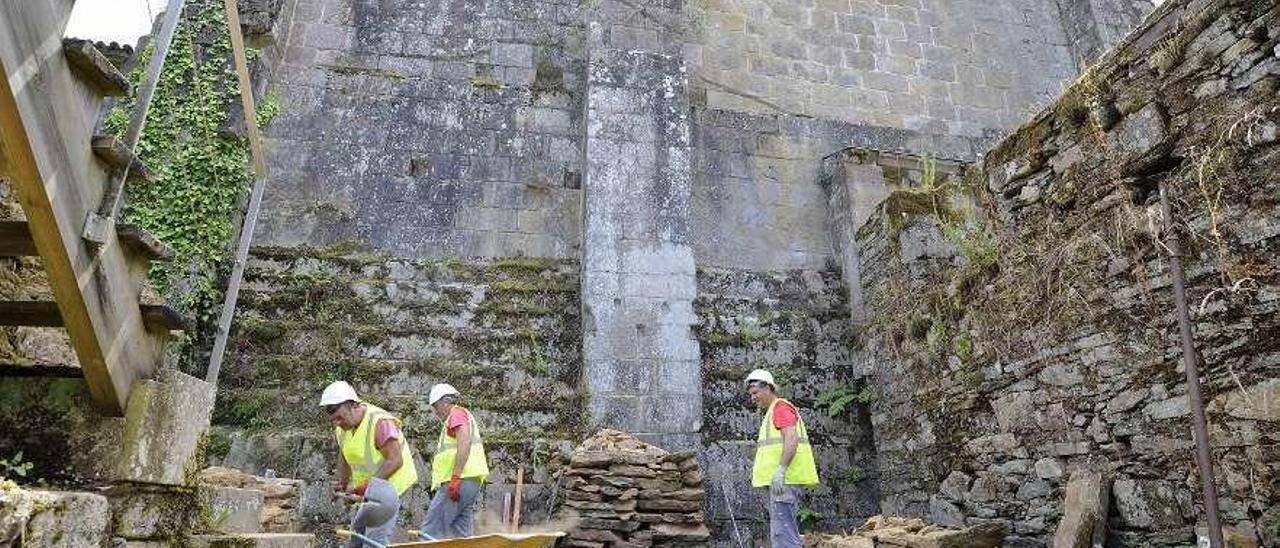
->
xmin=1051 ymin=470 xmax=1109 ymax=548
xmin=117 ymin=369 xmax=217 ymax=486
xmin=200 ymin=486 xmax=264 ymax=534
xmin=0 ymin=488 xmax=111 ymax=547
xmin=107 ymin=484 xmax=199 ymax=540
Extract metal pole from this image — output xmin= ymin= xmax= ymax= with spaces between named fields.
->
xmin=206 ymin=0 xmax=268 ymax=384
xmin=1157 ymin=182 xmax=1223 ymax=548
xmin=83 ymin=0 xmax=187 ymax=243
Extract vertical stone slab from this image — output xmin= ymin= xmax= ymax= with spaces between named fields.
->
xmin=582 ymin=0 xmax=702 ymax=448
xmin=116 ymin=369 xmax=216 ymax=485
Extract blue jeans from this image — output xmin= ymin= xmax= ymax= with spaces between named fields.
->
xmin=421 ymin=479 xmax=482 ymax=539
xmin=769 ymin=489 xmax=803 ymax=548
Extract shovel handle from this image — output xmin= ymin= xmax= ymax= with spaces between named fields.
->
xmin=335 ymin=529 xmax=388 ymax=548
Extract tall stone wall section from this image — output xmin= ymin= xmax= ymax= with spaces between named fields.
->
xmin=694 ymin=267 xmax=880 ymax=538
xmin=580 ymin=0 xmax=703 ymax=449
xmin=257 ymin=0 xmax=587 ymax=258
xmin=688 ymin=0 xmax=1125 ymax=138
xmin=691 ymin=109 xmax=978 ymax=272
xmin=213 ymin=248 xmax=584 ymax=533
xmin=852 ymin=0 xmax=1280 ymax=545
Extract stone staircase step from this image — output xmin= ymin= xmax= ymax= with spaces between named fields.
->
xmin=140 ymin=303 xmax=187 ymax=333
xmin=91 ymin=134 xmax=152 ymax=182
xmin=188 ymin=534 xmax=315 ymax=548
xmin=63 ymin=39 xmax=130 ymax=96
xmin=0 ymin=488 xmax=112 ymax=547
xmin=118 ymin=224 xmax=175 ymax=261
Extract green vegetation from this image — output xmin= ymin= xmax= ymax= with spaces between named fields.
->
xmin=103 ymin=0 xmax=281 ymax=355
xmin=797 ymin=507 xmax=823 ymax=532
xmin=815 ymin=382 xmax=875 ymax=418
xmin=0 ymin=451 xmax=33 ymax=480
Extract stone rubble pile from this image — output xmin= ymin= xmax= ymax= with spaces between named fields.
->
xmin=556 ymin=429 xmax=710 ymax=548
xmin=810 ymin=515 xmax=1007 ymax=548
xmin=198 ymin=466 xmax=304 ymax=533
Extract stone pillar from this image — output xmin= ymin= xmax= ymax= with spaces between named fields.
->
xmin=581 ymin=0 xmax=702 ymax=449
xmin=821 ymin=150 xmax=892 ymax=324
xmin=1054 ymin=0 xmax=1156 ymax=67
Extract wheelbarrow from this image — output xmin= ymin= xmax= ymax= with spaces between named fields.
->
xmin=337 ymin=529 xmax=566 ymax=548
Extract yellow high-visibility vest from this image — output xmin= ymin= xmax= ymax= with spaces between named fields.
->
xmin=430 ymin=406 xmax=490 ymax=490
xmin=336 ymin=403 xmax=419 ymax=495
xmin=752 ymin=398 xmax=820 ymax=487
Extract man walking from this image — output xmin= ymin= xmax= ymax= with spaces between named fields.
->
xmin=422 ymin=383 xmax=490 ymax=539
xmin=745 ymin=369 xmax=820 ymax=548
xmin=321 ymin=381 xmax=419 ymax=548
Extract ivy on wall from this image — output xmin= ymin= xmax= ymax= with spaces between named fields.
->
xmin=104 ymin=1 xmax=278 ymax=332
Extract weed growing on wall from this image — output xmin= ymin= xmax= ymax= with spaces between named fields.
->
xmin=104 ymin=1 xmax=277 ymax=347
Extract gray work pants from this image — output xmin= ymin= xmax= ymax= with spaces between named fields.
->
xmin=347 ymin=478 xmax=400 ymax=548
xmin=768 ymin=487 xmax=803 ymax=548
xmin=421 ymin=478 xmax=482 ymax=539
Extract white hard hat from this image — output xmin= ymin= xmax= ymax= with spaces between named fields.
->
xmin=319 ymin=381 xmax=359 ymax=406
xmin=428 ymin=383 xmax=459 ymax=405
xmin=745 ymin=369 xmax=776 ymax=388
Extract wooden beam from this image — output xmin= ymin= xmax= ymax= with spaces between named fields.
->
xmin=0 ymin=220 xmax=37 ymax=255
xmin=0 ymin=363 xmax=84 ymax=378
xmin=206 ymin=0 xmax=267 ymax=385
xmin=0 ymin=301 xmax=63 ymax=326
xmin=0 ymin=1 xmax=166 ymax=414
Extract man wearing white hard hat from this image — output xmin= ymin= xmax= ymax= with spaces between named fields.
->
xmin=320 ymin=381 xmax=419 ymax=548
xmin=744 ymin=369 xmax=820 ymax=548
xmin=421 ymin=383 xmax=490 ymax=539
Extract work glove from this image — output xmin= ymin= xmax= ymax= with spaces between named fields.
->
xmin=448 ymin=474 xmax=462 ymax=502
xmin=769 ymin=466 xmax=787 ymax=499
xmin=351 ymin=481 xmax=369 ymax=498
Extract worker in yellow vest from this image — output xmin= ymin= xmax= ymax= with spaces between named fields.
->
xmin=321 ymin=381 xmax=419 ymax=548
xmin=746 ymin=369 xmax=820 ymax=548
xmin=421 ymin=383 xmax=490 ymax=539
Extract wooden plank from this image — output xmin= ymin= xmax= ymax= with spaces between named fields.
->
xmin=0 ymin=220 xmax=37 ymax=255
xmin=0 ymin=1 xmax=165 ymax=414
xmin=0 ymin=300 xmax=63 ymax=326
xmin=205 ymin=0 xmax=266 ymax=384
xmin=62 ymin=39 xmax=129 ymax=97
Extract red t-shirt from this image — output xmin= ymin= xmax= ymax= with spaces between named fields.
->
xmin=446 ymin=407 xmax=469 ymax=437
xmin=772 ymin=400 xmax=799 ymax=429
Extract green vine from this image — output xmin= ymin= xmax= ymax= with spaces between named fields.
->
xmin=104 ymin=1 xmax=277 ymax=334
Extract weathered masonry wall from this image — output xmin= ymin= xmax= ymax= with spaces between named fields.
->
xmin=257 ymin=0 xmax=587 ymax=258
xmin=694 ymin=267 xmax=880 ymax=538
xmin=213 ymin=248 xmax=584 ymax=532
xmin=690 ymin=109 xmax=979 ymax=272
xmin=580 ymin=0 xmax=703 ymax=449
xmin=853 ymin=0 xmax=1280 ymax=545
xmin=820 ymin=149 xmax=969 ymax=321
xmin=688 ymin=0 xmax=1152 ymax=137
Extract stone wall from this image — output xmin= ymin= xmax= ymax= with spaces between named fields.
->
xmin=212 ymin=246 xmax=584 ymax=532
xmin=820 ymin=148 xmax=969 ymax=321
xmin=687 ymin=0 xmax=1147 ymax=137
xmin=694 ymin=266 xmax=879 ymax=538
xmin=580 ymin=0 xmax=704 ymax=449
xmin=690 ymin=109 xmax=979 ymax=272
xmin=256 ymin=0 xmax=587 ymax=258
xmin=852 ymin=0 xmax=1280 ymax=545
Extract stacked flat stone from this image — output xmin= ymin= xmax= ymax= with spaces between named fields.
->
xmin=558 ymin=430 xmax=709 ymax=548
xmin=811 ymin=515 xmax=1007 ymax=548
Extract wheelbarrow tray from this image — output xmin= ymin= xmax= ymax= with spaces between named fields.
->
xmin=389 ymin=532 xmax=566 ymax=548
